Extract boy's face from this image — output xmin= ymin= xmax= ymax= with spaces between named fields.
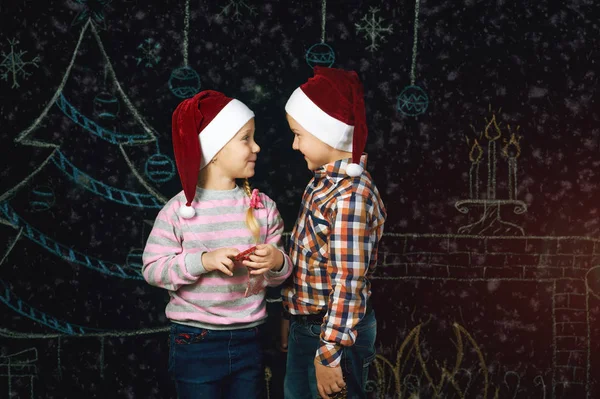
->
xmin=213 ymin=118 xmax=260 ymax=179
xmin=287 ymin=114 xmax=336 ymax=171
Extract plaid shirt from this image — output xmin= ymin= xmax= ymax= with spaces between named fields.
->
xmin=282 ymin=155 xmax=386 ymax=367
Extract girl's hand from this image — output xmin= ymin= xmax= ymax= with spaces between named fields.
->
xmin=202 ymin=248 xmax=240 ymax=276
xmin=242 ymin=244 xmax=284 ymax=275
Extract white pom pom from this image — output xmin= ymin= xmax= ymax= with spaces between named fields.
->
xmin=346 ymin=163 xmax=363 ymax=177
xmin=178 ymin=205 xmax=195 ymax=219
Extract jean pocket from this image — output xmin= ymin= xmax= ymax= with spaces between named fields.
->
xmin=172 ymin=324 xmax=210 ymax=345
xmin=362 ymin=352 xmax=377 ymax=387
xmin=307 ymin=323 xmax=322 ymax=338
xmin=354 ymin=317 xmax=377 ymax=349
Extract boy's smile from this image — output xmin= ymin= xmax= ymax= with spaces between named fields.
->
xmin=286 ymin=114 xmax=344 ymax=171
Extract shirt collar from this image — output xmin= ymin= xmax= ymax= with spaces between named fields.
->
xmin=314 ymin=154 xmax=368 ymax=181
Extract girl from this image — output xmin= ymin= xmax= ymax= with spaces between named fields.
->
xmin=142 ymin=90 xmax=292 ymax=399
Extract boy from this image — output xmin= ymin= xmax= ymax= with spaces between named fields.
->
xmin=281 ymin=67 xmax=386 ymax=399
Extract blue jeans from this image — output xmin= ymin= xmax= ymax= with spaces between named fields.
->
xmin=284 ymin=310 xmax=377 ymax=399
xmin=168 ymin=322 xmax=264 ymax=399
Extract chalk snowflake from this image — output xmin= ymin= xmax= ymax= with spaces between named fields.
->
xmin=136 ymin=38 xmax=162 ymax=68
xmin=355 ymin=7 xmax=393 ymax=52
xmin=1 ymin=39 xmax=40 ymax=88
xmin=218 ymin=0 xmax=256 ymax=22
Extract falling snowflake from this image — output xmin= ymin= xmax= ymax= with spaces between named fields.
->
xmin=218 ymin=0 xmax=256 ymax=22
xmin=355 ymin=7 xmax=393 ymax=52
xmin=136 ymin=38 xmax=162 ymax=68
xmin=0 ymin=39 xmax=40 ymax=88
xmin=249 ymin=85 xmax=271 ymax=104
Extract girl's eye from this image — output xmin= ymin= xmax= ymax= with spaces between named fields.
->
xmin=242 ymin=135 xmax=249 ymax=140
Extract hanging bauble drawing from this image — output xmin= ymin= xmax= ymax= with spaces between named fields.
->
xmin=305 ymin=43 xmax=335 ymax=68
xmin=168 ymin=66 xmax=201 ymax=98
xmin=29 ymin=185 xmax=55 ymax=212
xmin=93 ymin=92 xmax=120 ymax=120
xmin=396 ymin=85 xmax=428 ymax=116
xmin=145 ymin=153 xmax=176 ymax=184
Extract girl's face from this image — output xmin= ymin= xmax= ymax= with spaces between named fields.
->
xmin=287 ymin=114 xmax=334 ymax=170
xmin=213 ymin=118 xmax=260 ymax=179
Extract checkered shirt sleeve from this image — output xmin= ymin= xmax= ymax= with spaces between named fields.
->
xmin=316 ymin=193 xmax=375 ymax=367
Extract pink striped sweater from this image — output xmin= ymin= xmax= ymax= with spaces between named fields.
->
xmin=142 ymin=186 xmax=292 ymax=330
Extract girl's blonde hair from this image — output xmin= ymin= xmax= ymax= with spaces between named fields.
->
xmin=241 ymin=178 xmax=261 ymax=243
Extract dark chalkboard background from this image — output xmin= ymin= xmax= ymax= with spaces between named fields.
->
xmin=1 ymin=0 xmax=598 ymax=398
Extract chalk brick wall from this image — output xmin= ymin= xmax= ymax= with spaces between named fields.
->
xmin=375 ymin=235 xmax=598 ymax=398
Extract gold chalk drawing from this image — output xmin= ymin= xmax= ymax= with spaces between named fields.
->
xmin=371 ymin=231 xmax=598 ymax=398
xmin=369 ymin=322 xmax=551 ymax=398
xmin=264 ymin=366 xmax=272 ymax=399
xmin=457 ymin=108 xmax=526 ymax=236
xmin=371 ymin=322 xmax=492 ymax=398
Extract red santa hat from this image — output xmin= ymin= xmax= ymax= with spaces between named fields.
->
xmin=284 ymin=66 xmax=368 ymax=177
xmin=171 ymin=90 xmax=254 ymax=219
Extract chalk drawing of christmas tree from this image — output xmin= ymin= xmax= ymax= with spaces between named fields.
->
xmin=0 ymin=19 xmax=172 ymax=342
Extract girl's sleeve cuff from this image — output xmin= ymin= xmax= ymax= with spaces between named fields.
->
xmin=266 ymin=249 xmax=289 ymax=277
xmin=185 ymin=252 xmax=207 ymax=276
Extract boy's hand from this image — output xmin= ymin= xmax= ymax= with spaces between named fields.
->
xmin=202 ymin=248 xmax=239 ymax=276
xmin=242 ymin=244 xmax=284 ymax=275
xmin=314 ymin=359 xmax=345 ymax=399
